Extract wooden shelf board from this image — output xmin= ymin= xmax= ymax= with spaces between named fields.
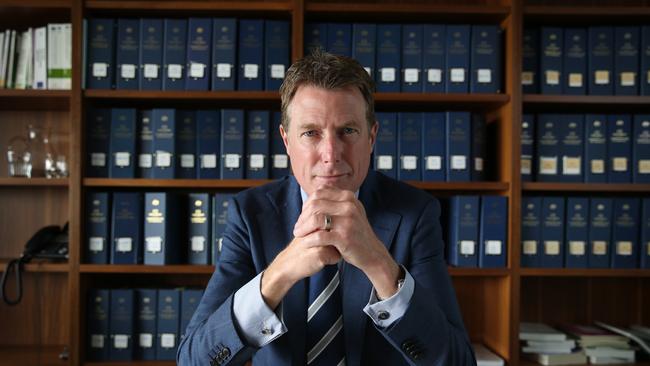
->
xmin=0 ymin=261 xmax=68 ymax=273
xmin=85 ymin=1 xmax=292 ymax=12
xmin=522 ymin=182 xmax=650 ymax=193
xmin=410 ymin=181 xmax=509 ymax=192
xmin=84 ymin=178 xmax=270 ymax=188
xmin=523 ymin=94 xmax=650 ymax=106
xmin=80 ymin=264 xmax=214 ymax=274
xmin=84 ymin=89 xmax=280 ymax=101
xmin=524 ymin=5 xmax=650 ymax=17
xmin=0 ymin=0 xmax=71 ymax=8
xmin=84 ymin=362 xmax=175 ymax=366
xmin=520 ymin=268 xmax=650 ymax=278
xmin=522 ymin=361 xmax=650 ymax=366
xmin=0 ymin=90 xmax=71 ymax=110
xmin=0 ymin=178 xmax=69 ymax=187
xmin=307 ymin=3 xmax=510 ymax=16
xmin=448 ymin=267 xmax=509 ymax=277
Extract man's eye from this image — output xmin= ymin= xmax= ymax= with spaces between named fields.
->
xmin=343 ymin=127 xmax=358 ymax=135
xmin=301 ymin=130 xmax=317 ymax=137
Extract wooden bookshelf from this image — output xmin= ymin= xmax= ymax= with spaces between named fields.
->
xmin=520 ymin=268 xmax=650 ymax=278
xmin=0 ymin=90 xmax=71 ymax=110
xmin=0 ymin=178 xmax=69 ymax=187
xmin=0 ymin=261 xmax=69 ymax=273
xmin=85 ymin=0 xmax=293 ymax=12
xmin=522 ymin=182 xmax=650 ymax=193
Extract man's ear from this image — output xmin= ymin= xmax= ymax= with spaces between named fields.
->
xmin=369 ymin=121 xmax=378 ymax=153
xmin=279 ymin=124 xmax=290 ymax=157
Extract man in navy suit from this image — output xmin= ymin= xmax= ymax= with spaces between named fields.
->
xmin=178 ymin=50 xmax=475 ymax=365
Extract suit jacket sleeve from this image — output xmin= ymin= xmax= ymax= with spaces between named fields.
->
xmin=177 ymin=197 xmax=260 ymax=366
xmin=377 ymin=198 xmax=476 ymax=365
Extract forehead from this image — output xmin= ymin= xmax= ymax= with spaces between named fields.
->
xmin=288 ymin=85 xmax=366 ymax=127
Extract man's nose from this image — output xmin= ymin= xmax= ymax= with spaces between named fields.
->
xmin=320 ymin=133 xmax=343 ymax=164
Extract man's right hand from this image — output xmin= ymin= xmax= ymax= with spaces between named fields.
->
xmin=261 ymin=236 xmax=341 ymax=310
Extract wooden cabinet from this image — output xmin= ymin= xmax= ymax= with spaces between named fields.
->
xmin=0 ymin=1 xmax=648 ymax=365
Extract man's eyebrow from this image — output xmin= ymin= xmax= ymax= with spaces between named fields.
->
xmin=296 ymin=122 xmax=320 ymax=131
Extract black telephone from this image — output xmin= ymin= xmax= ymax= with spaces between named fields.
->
xmin=1 ymin=223 xmax=69 ymax=305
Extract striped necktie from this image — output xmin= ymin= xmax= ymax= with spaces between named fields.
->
xmin=306 ymin=264 xmax=345 ymax=366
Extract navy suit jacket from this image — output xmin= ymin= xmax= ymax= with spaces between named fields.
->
xmin=178 ymin=171 xmax=475 ymax=365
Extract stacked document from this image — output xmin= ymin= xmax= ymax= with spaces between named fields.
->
xmin=520 ymin=322 xmax=586 ymax=365
xmin=472 ymin=343 xmax=504 ymax=366
xmin=560 ymin=324 xmax=635 ymax=364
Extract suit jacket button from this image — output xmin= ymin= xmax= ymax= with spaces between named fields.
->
xmin=210 ymin=358 xmax=219 ymax=366
xmin=222 ymin=347 xmax=231 ymax=358
xmin=401 ymin=340 xmax=413 ymax=351
xmin=377 ymin=310 xmax=390 ymax=320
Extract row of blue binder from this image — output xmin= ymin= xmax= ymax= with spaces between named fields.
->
xmin=85 ymin=108 xmax=290 ymax=179
xmin=87 ymin=288 xmax=203 ymax=361
xmin=521 ymin=196 xmax=650 ymax=268
xmin=85 ymin=18 xmax=289 ymax=91
xmin=445 ymin=195 xmax=508 ymax=268
xmin=374 ymin=112 xmax=488 ymax=182
xmin=523 ymin=26 xmax=650 ymax=95
xmin=520 ymin=114 xmax=650 ymax=183
xmin=306 ymin=23 xmax=503 ymax=94
xmin=85 ymin=192 xmax=232 ymax=265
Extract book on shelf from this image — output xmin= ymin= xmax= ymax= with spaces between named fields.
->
xmin=524 ymin=351 xmax=587 ymax=366
xmin=472 ymin=344 xmax=504 ymax=366
xmin=520 ymin=323 xmax=567 ymax=342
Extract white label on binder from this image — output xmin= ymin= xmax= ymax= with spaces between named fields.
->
xmin=115 ymin=152 xmax=130 ymax=167
xmin=156 ymin=152 xmax=171 ymax=167
xmin=404 ymin=68 xmax=419 ymax=83
xmin=139 ymin=154 xmax=152 ymax=168
xmin=401 ymin=156 xmax=417 ymax=170
xmin=225 ymin=154 xmax=240 ymax=169
xmin=425 ymin=156 xmax=442 ymax=171
xmin=621 ymin=72 xmax=635 ymax=86
xmin=616 ymin=241 xmax=632 ymax=256
xmin=486 ymin=240 xmax=502 ymax=255
xmin=638 ymin=160 xmax=650 ymax=173
xmin=477 ymin=69 xmax=492 ymax=83
xmin=167 ymin=64 xmax=182 ymax=79
xmin=139 ymin=333 xmax=153 ymax=348
xmin=562 ymin=156 xmax=581 ymax=175
xmin=450 ymin=68 xmax=465 ymax=83
xmin=595 ymin=70 xmax=610 ymax=85
xmin=200 ymin=154 xmax=217 ymax=169
xmin=364 ymin=67 xmax=372 ymax=76
xmin=460 ymin=240 xmax=475 ymax=255
xmin=191 ymin=236 xmax=205 ymax=252
xmin=591 ymin=159 xmax=605 ymax=174
xmin=380 ymin=68 xmax=396 ymax=82
xmin=544 ymin=241 xmax=560 ymax=255
xmin=523 ymin=240 xmax=538 ymax=255
xmin=89 ymin=237 xmax=104 ymax=252
xmin=189 ymin=63 xmax=205 ymax=78
xmin=521 ymin=71 xmax=534 ymax=85
xmin=244 ymin=64 xmax=259 ymax=79
xmin=475 ymin=157 xmax=484 ymax=172
xmin=451 ymin=155 xmax=467 ymax=170
xmin=91 ymin=334 xmax=104 ymax=348
xmin=647 ymin=242 xmax=650 ymax=255
xmin=377 ymin=155 xmax=393 ymax=170
xmin=427 ymin=69 xmax=442 ymax=83
xmin=91 ymin=153 xmax=106 ymax=167
xmin=273 ymin=154 xmax=288 ymax=169
xmin=271 ymin=64 xmax=285 ymax=79
xmin=121 ymin=64 xmax=136 ymax=79
xmin=613 ymin=157 xmax=628 ymax=172
xmin=216 ymin=63 xmax=231 ymax=78
xmin=569 ymin=241 xmax=586 ymax=256
xmin=113 ymin=335 xmax=128 ymax=349
xmin=161 ymin=334 xmax=176 ymax=348
xmin=116 ymin=238 xmax=132 ymax=253
xmin=92 ymin=63 xmax=108 ymax=78
xmin=592 ymin=241 xmax=607 ymax=255
xmin=568 ymin=73 xmax=583 ymax=87
xmin=180 ymin=154 xmax=195 ymax=168
xmin=545 ymin=70 xmax=559 ymax=85
xmin=146 ymin=237 xmax=162 ymax=253
xmin=144 ymin=64 xmax=159 ymax=79
xmin=521 ymin=159 xmax=532 ymax=175
xmin=250 ymin=154 xmax=265 ymax=169
xmin=539 ymin=156 xmax=558 ymax=175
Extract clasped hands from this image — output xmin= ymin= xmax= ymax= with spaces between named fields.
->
xmin=261 ymin=186 xmax=400 ymax=309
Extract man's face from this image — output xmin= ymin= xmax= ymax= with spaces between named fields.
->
xmin=280 ymin=85 xmax=378 ymax=195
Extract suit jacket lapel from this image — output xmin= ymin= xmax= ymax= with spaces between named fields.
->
xmin=259 ymin=177 xmax=307 ymax=365
xmin=343 ymin=171 xmax=401 ymax=365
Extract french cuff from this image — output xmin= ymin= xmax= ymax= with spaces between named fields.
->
xmin=233 ymin=271 xmax=287 ymax=347
xmin=363 ymin=265 xmax=415 ymax=329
